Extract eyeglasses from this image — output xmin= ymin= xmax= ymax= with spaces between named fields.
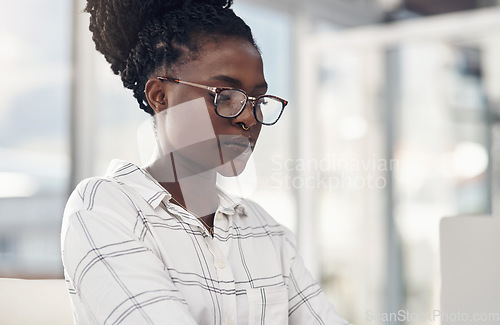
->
xmin=157 ymin=77 xmax=288 ymax=125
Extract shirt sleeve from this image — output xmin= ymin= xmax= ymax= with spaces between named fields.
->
xmin=285 ymin=232 xmax=350 ymax=325
xmin=61 ymin=179 xmax=198 ymax=325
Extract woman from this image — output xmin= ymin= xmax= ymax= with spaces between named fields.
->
xmin=61 ymin=0 xmax=349 ymax=324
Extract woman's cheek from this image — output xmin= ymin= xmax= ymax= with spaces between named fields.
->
xmin=159 ymin=97 xmax=217 ymax=152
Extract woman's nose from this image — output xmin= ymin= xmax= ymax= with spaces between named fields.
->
xmin=232 ymin=100 xmax=257 ymax=127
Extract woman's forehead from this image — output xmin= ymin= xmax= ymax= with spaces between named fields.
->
xmin=176 ymin=39 xmax=266 ymax=88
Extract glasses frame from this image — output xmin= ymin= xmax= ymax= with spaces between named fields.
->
xmin=157 ymin=76 xmax=288 ymax=126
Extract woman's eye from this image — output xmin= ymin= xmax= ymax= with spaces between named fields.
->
xmin=219 ymin=94 xmax=232 ymax=102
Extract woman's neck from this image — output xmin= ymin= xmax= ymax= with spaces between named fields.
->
xmin=146 ymin=151 xmax=220 ymax=228
xmin=160 ymin=170 xmax=219 ymax=219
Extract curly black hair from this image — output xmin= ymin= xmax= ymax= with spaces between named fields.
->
xmin=85 ymin=0 xmax=257 ymax=115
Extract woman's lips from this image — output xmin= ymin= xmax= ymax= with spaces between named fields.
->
xmin=219 ymin=136 xmax=254 ymax=150
xmin=218 ymin=136 xmax=254 ymax=162
xmin=225 ymin=141 xmax=251 ymax=150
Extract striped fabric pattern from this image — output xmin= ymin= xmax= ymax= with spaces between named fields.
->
xmin=61 ymin=159 xmax=349 ymax=325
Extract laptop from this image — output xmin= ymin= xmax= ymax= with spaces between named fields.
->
xmin=440 ymin=215 xmax=500 ymax=324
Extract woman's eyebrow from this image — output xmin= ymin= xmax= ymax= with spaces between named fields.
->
xmin=209 ymin=75 xmax=268 ymax=91
xmin=209 ymin=75 xmax=242 ymax=88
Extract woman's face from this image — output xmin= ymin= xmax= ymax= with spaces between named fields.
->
xmin=150 ymin=37 xmax=267 ymax=178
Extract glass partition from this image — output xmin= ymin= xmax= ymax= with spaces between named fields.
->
xmin=300 ymin=8 xmax=500 ymax=324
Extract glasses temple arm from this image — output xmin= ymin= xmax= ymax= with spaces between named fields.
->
xmin=157 ymin=77 xmax=217 ymax=93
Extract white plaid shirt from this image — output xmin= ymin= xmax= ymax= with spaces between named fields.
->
xmin=61 ymin=160 xmax=348 ymax=325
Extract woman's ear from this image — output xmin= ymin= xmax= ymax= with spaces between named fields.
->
xmin=145 ymin=78 xmax=168 ymax=114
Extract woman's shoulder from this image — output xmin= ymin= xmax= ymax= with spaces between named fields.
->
xmin=64 ymin=175 xmax=131 ymax=217
xmin=64 ymin=160 xmax=163 ymax=217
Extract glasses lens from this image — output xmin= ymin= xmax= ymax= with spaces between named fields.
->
xmin=255 ymin=96 xmax=284 ymax=125
xmin=215 ymin=90 xmax=247 ymax=117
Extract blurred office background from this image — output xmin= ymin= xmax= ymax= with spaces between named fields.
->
xmin=1 ymin=0 xmax=500 ymax=324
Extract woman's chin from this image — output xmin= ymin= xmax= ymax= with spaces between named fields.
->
xmin=216 ymin=158 xmax=250 ymax=177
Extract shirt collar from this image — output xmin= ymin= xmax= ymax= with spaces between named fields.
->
xmin=105 ymin=160 xmax=246 ymax=216
xmin=215 ymin=184 xmax=247 ymax=217
xmin=105 ymin=159 xmax=170 ymax=209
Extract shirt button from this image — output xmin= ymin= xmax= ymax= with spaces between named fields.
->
xmin=216 ymin=213 xmax=223 ymax=221
xmin=217 ymin=259 xmax=226 ymax=269
xmin=226 ymin=318 xmax=234 ymax=325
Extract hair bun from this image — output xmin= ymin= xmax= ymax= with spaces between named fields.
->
xmin=85 ymin=0 xmax=233 ymax=74
xmin=188 ymin=0 xmax=233 ymax=8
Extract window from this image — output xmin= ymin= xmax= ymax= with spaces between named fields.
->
xmin=0 ymin=0 xmax=71 ymax=278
